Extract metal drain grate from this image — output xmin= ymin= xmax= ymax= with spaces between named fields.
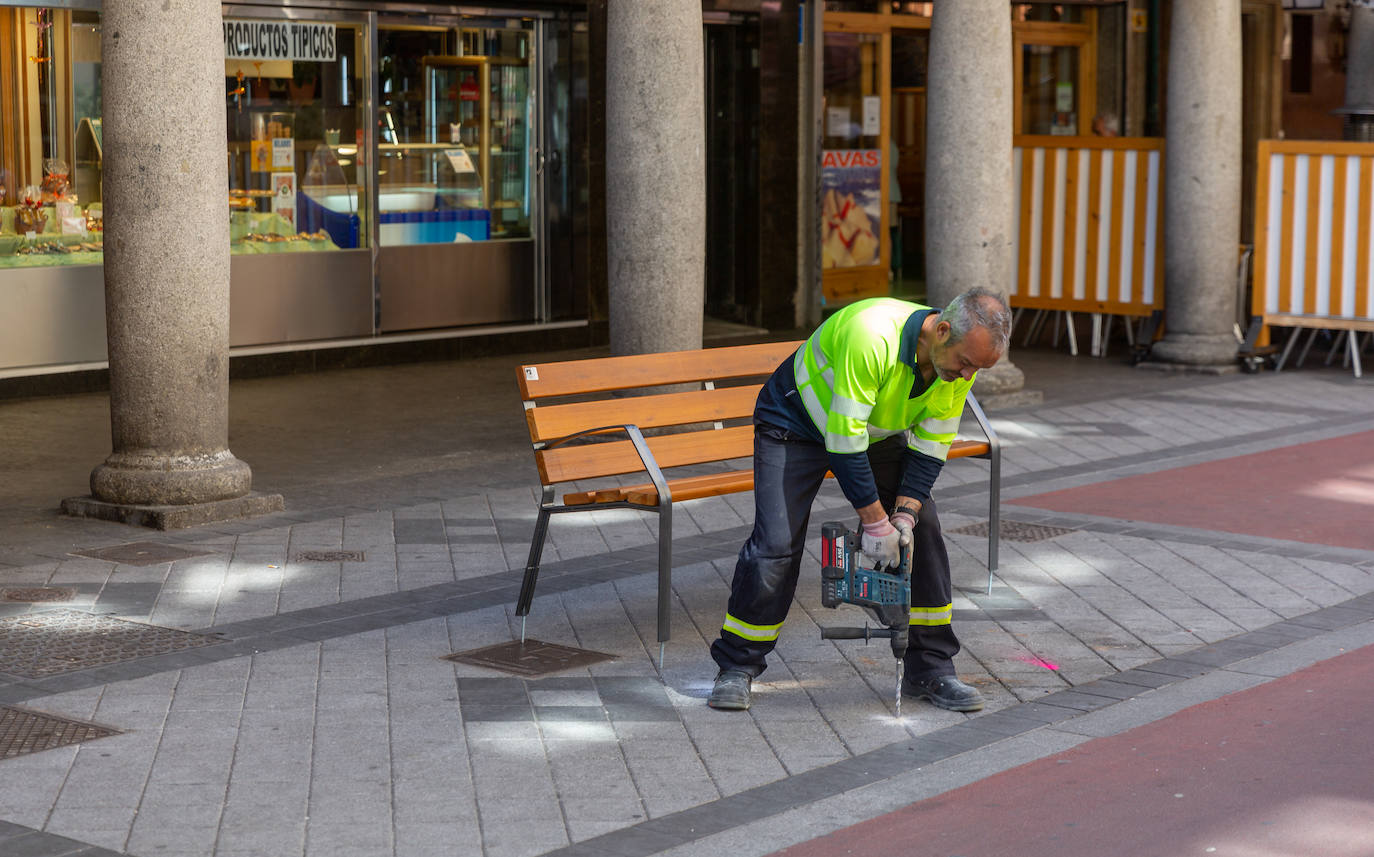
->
xmin=948 ymin=520 xmax=1078 ymax=542
xmin=1 ymin=587 xmax=76 ymax=603
xmin=71 ymin=541 xmax=213 ymax=567
xmin=0 ymin=609 xmax=222 ymax=678
xmin=0 ymin=705 xmax=121 ymax=759
xmin=443 ymin=639 xmax=617 ymax=677
xmin=294 ymin=550 xmax=365 ymax=563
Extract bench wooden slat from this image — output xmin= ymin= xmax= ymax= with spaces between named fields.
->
xmin=949 ymin=439 xmax=990 ymax=459
xmin=526 ymin=385 xmax=762 ymax=443
xmin=536 ymin=425 xmax=757 ymax=485
xmin=560 ymin=439 xmax=991 ymax=507
xmin=519 ymin=341 xmax=799 ymax=399
xmin=564 ymin=470 xmax=754 ymax=506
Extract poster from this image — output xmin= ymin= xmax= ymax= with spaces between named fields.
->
xmin=820 ymin=149 xmax=882 ymax=269
xmin=271 ymin=172 xmax=296 ymax=227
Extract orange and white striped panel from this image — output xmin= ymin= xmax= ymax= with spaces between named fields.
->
xmin=1254 ymin=140 xmax=1374 ymax=324
xmin=1009 ymin=136 xmax=1165 ymax=317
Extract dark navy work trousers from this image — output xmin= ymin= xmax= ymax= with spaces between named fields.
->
xmin=710 ymin=427 xmax=960 ymax=680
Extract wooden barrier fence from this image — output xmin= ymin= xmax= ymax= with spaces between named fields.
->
xmin=1253 ymin=140 xmax=1374 ymax=376
xmin=1009 ymin=136 xmax=1165 ymax=356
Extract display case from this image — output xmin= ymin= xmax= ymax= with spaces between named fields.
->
xmin=366 ymin=140 xmax=490 ymax=245
xmin=421 ymin=55 xmax=531 ymax=239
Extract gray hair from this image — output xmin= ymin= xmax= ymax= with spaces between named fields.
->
xmin=942 ymin=287 xmax=1012 ymax=353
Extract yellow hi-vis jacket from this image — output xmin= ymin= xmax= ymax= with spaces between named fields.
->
xmin=794 ymin=297 xmax=972 ymax=464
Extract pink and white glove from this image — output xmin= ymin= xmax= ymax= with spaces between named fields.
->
xmin=889 ymin=510 xmax=916 ymax=548
xmin=860 ymin=518 xmax=902 ymax=569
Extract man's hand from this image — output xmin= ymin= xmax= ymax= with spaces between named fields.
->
xmin=860 ymin=518 xmax=902 ymax=569
xmin=889 ymin=510 xmax=915 ymax=548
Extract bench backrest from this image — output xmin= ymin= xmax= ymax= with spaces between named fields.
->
xmin=519 ymin=341 xmax=802 ymax=485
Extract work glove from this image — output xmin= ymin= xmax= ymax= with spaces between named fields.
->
xmin=860 ymin=518 xmax=902 ymax=570
xmin=889 ymin=509 xmax=916 ymax=549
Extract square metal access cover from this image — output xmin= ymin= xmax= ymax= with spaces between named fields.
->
xmin=71 ymin=541 xmax=213 ymax=567
xmin=1 ymin=587 xmax=76 ymax=603
xmin=294 ymin=550 xmax=365 ymax=563
xmin=0 ymin=705 xmax=121 ymax=759
xmin=0 ymin=609 xmax=222 ymax=678
xmin=443 ymin=639 xmax=617 ymax=677
xmin=948 ymin=520 xmax=1078 ymax=542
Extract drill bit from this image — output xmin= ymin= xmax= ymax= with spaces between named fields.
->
xmin=895 ymin=658 xmax=902 ymax=719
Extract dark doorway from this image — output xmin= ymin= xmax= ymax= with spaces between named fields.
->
xmin=704 ymin=20 xmax=762 ymax=326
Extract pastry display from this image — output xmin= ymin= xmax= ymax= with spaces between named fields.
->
xmin=40 ymin=159 xmax=70 ymax=203
xmin=14 ymin=186 xmax=47 ymax=235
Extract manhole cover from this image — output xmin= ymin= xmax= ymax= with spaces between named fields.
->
xmin=0 ymin=705 xmax=121 ymax=759
xmin=443 ymin=639 xmax=616 ymax=677
xmin=294 ymin=551 xmax=365 ymax=563
xmin=0 ymin=609 xmax=222 ymax=678
xmin=71 ymin=541 xmax=213 ymax=567
xmin=1 ymin=587 xmax=76 ymax=603
xmin=948 ymin=520 xmax=1078 ymax=542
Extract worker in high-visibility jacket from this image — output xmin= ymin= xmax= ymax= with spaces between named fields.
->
xmin=707 ymin=287 xmax=1011 ymax=712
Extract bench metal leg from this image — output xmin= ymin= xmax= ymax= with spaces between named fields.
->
xmin=516 ymin=486 xmax=557 ymax=640
xmin=656 ymin=499 xmax=672 ymax=655
xmin=964 ymin=394 xmax=1000 ymax=595
xmin=987 ymin=436 xmax=1000 ymax=596
xmin=1351 ymin=331 xmax=1364 ymax=379
xmin=1064 ymin=311 xmax=1079 ymax=356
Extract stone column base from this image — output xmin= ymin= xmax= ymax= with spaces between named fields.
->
xmin=972 ymin=356 xmax=1041 ymax=410
xmin=61 ymin=492 xmax=285 ymax=530
xmin=975 ymin=389 xmax=1045 ymax=410
xmin=1134 ymin=360 xmax=1240 ymax=376
xmin=1149 ymin=333 xmax=1238 ymax=367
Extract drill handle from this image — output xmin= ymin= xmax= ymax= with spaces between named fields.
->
xmin=821 ymin=625 xmax=897 ymax=641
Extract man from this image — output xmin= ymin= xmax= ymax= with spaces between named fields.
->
xmin=707 ymin=287 xmax=1011 ymax=712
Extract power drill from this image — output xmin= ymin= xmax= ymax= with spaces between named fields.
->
xmin=819 ymin=522 xmax=911 ymax=715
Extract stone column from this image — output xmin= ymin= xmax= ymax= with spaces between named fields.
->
xmin=605 ymin=0 xmax=705 ymax=356
xmin=1149 ymin=1 xmax=1241 ymax=368
xmin=62 ymin=0 xmax=281 ymax=529
xmin=925 ymin=0 xmax=1031 ymax=402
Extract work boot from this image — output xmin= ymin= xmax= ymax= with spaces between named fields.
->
xmin=707 ymin=669 xmax=753 ymax=710
xmin=902 ymin=675 xmax=985 ymax=712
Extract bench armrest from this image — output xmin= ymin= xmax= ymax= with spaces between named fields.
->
xmin=540 ymin=423 xmax=673 ymax=506
xmin=963 ymin=392 xmax=999 ymax=453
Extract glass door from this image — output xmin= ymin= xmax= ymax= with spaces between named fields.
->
xmin=820 ymin=27 xmax=889 ymax=305
xmin=374 ymin=17 xmax=541 ymax=332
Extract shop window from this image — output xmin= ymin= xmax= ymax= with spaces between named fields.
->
xmin=375 ymin=23 xmax=533 ymax=246
xmin=1021 ymin=43 xmax=1081 ymax=135
xmin=1 ymin=7 xmax=103 ymax=268
xmin=225 ymin=18 xmax=370 ymax=253
xmin=821 ymin=31 xmax=884 ymax=271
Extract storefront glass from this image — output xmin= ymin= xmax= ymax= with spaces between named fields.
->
xmin=821 ymin=31 xmax=883 ymax=270
xmin=1021 ymin=42 xmax=1080 ymax=135
xmin=375 ymin=23 xmax=533 ymax=246
xmin=225 ymin=18 xmax=371 ymax=253
xmin=1 ymin=7 xmax=105 ymax=268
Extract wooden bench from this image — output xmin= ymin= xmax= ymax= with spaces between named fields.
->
xmin=514 ymin=340 xmax=1002 ymax=654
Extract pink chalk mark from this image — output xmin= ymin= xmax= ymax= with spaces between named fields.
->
xmin=1016 ymin=654 xmax=1060 ymax=670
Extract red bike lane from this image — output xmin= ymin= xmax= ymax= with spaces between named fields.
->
xmin=769 ymin=643 xmax=1374 ymax=857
